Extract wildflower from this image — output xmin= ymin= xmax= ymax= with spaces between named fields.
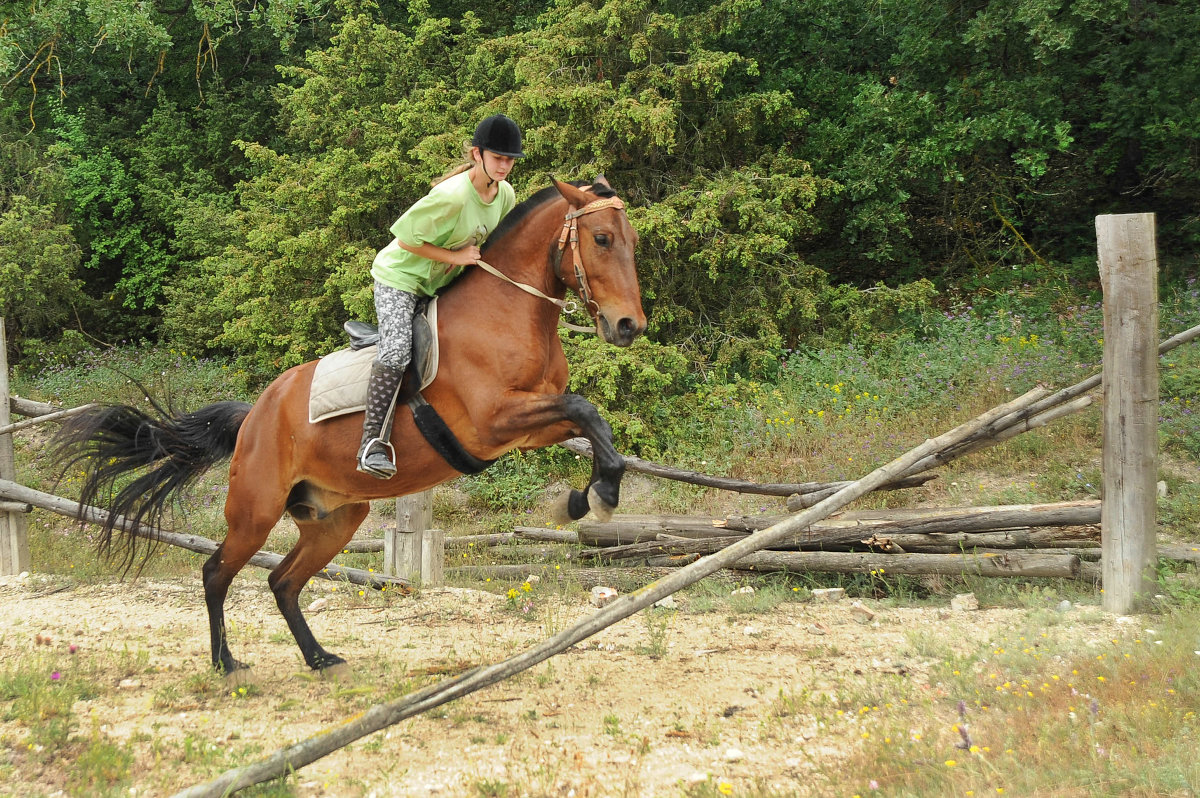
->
xmin=51 ymin=672 xmax=61 ymax=681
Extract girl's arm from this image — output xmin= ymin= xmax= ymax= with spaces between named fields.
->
xmin=396 ymin=239 xmax=480 ymax=267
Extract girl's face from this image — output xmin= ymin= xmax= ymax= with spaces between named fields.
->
xmin=474 ymin=147 xmax=516 ymax=181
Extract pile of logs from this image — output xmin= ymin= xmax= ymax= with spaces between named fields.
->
xmin=572 ymin=501 xmax=1103 ymax=580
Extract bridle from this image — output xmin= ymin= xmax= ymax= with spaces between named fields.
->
xmin=553 ymin=195 xmax=625 ymax=319
xmin=473 ymin=194 xmax=627 ymax=332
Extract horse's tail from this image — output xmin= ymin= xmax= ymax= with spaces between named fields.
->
xmin=52 ymin=399 xmax=253 ymax=574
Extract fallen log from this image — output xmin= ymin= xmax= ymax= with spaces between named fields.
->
xmin=446 ymin=564 xmax=675 ymax=589
xmin=858 ymin=527 xmax=1098 ymax=553
xmin=579 ymin=501 xmax=1100 ymax=548
xmin=514 ymin=527 xmax=581 ymax=544
xmin=342 ymin=526 xmax=579 ymax=554
xmin=1158 ymin=544 xmax=1200 ymax=566
xmin=559 ymin=437 xmax=936 ymax=498
xmin=8 ymin=396 xmax=58 ymax=418
xmin=582 ymin=524 xmax=1100 ymax=562
xmin=0 ymin=479 xmax=410 ymax=590
xmin=727 ymin=549 xmax=1080 ymax=579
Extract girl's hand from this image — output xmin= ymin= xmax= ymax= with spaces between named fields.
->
xmin=447 ymin=245 xmax=481 ymax=266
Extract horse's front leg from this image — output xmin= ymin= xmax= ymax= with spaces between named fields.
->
xmin=488 ymin=393 xmax=625 ymax=522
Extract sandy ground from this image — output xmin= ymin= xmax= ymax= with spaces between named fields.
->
xmin=0 ymin=566 xmax=1118 ymax=798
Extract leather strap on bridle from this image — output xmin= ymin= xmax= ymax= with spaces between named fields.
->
xmin=476 ymin=194 xmax=627 ymax=333
xmin=554 ymin=197 xmax=626 ymax=321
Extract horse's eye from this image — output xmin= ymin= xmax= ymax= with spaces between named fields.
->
xmin=593 ymin=234 xmax=610 ymax=247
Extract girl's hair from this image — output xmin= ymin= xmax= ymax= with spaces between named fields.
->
xmin=431 ymin=143 xmax=478 ymax=186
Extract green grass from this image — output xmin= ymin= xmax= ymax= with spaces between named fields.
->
xmin=814 ymin=607 xmax=1200 ymax=797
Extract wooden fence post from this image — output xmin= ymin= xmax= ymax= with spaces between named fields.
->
xmin=383 ymin=490 xmax=443 ymax=586
xmin=0 ymin=318 xmax=31 ymax=575
xmin=1097 ymin=213 xmax=1158 ymax=614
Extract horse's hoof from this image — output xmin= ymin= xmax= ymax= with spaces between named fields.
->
xmin=548 ymin=491 xmax=573 ymax=525
xmin=587 ymin=485 xmax=616 ymax=522
xmin=319 ymin=661 xmax=353 ymax=681
xmin=223 ymin=666 xmax=258 ymax=688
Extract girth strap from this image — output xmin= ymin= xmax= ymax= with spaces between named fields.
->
xmin=406 ymin=393 xmax=495 ymax=475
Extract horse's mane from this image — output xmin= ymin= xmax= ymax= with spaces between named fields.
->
xmin=483 ymin=179 xmax=616 ymax=254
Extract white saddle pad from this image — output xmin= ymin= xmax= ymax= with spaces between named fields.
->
xmin=308 ymin=298 xmax=440 ymax=423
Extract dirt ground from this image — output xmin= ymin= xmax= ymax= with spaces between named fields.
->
xmin=0 ymin=563 xmax=1133 ymax=798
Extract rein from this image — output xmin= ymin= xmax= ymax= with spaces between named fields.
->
xmin=475 ymin=194 xmax=626 ymax=334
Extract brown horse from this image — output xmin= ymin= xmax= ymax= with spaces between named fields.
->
xmin=54 ymin=177 xmax=646 ymax=678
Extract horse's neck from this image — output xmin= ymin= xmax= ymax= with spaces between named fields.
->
xmin=468 ymin=200 xmax=569 ymax=302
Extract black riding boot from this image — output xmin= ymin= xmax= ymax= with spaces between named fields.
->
xmin=357 ymin=363 xmax=406 ymax=479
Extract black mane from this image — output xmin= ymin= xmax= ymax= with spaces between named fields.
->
xmin=483 ymin=179 xmax=616 ymax=253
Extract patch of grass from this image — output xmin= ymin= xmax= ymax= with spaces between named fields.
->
xmin=0 ymin=652 xmax=98 ymax=759
xmin=66 ymin=724 xmax=134 ymax=797
xmin=818 ymin=606 xmax=1200 ymax=796
xmin=636 ymin=607 xmax=674 ymax=659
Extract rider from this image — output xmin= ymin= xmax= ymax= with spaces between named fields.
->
xmin=357 ymin=113 xmax=526 ymax=478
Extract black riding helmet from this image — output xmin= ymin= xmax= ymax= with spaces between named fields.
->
xmin=472 ymin=114 xmax=526 ymax=158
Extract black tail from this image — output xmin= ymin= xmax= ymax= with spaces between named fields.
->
xmin=52 ymin=399 xmax=252 ymax=574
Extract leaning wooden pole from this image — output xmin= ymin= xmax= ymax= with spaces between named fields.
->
xmin=1097 ymin=213 xmax=1159 ymax=613
xmin=171 ymin=386 xmax=1049 ymax=798
xmin=0 ymin=479 xmax=409 ymax=590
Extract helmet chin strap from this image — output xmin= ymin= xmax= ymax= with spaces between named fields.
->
xmin=479 ymin=150 xmax=497 ymax=188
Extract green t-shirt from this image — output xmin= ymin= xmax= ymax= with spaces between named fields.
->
xmin=370 ymin=170 xmax=516 ymax=296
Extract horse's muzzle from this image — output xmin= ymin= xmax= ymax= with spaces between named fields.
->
xmin=598 ymin=314 xmax=646 ymax=347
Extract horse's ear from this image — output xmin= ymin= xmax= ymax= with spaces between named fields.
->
xmin=551 ymin=176 xmax=593 ymax=207
xmin=593 ymin=174 xmax=611 ymax=189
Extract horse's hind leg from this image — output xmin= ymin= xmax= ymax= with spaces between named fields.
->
xmin=205 ymin=487 xmax=284 ymax=676
xmin=269 ymin=501 xmax=370 ymax=676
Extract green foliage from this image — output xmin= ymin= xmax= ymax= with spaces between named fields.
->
xmin=3 ymin=0 xmax=1200 ymax=414
xmin=0 ymin=194 xmax=86 ymax=343
xmin=50 ymin=110 xmax=176 ymax=313
xmin=460 ymin=450 xmax=559 ymax=512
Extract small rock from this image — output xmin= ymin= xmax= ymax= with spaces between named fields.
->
xmin=1056 ymin=600 xmax=1072 ymax=613
xmin=590 ymin=586 xmax=618 ymax=607
xmin=742 ymin=625 xmax=758 ymax=636
xmin=307 ymin=597 xmax=329 ymax=613
xmin=731 ymin=586 xmax=755 ymax=596
xmin=950 ymin=593 xmax=979 ymax=612
xmin=653 ymin=595 xmax=677 ymax=609
xmin=1157 ymin=480 xmax=1168 ymax=498
xmin=812 ymin=587 xmax=845 ymax=603
xmin=849 ymin=600 xmax=875 ymax=623
xmin=723 ymin=747 xmax=745 ymax=762
xmin=806 ymin=623 xmax=827 ymax=636
xmin=118 ymin=679 xmax=141 ymax=690
xmin=1116 ymin=615 xmax=1136 ymax=625
xmin=527 ymin=574 xmax=541 ymax=584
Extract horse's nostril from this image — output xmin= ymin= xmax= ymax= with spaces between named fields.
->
xmin=617 ymin=317 xmax=637 ymax=339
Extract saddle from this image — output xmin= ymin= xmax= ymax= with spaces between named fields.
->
xmin=308 ymin=299 xmax=495 ymax=474
xmin=308 ymin=298 xmax=440 ymax=424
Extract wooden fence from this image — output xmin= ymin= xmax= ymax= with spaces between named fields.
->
xmin=0 ymin=214 xmax=1182 ymax=611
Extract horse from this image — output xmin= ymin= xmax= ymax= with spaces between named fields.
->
xmin=53 ymin=176 xmax=646 ymax=679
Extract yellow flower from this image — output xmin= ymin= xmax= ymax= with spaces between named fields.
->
xmin=718 ymin=783 xmax=733 ymax=795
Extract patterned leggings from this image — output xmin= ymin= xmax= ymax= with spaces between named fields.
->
xmin=373 ymin=281 xmax=419 ymax=369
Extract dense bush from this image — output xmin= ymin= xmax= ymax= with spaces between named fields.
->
xmin=2 ymin=0 xmax=1198 ymax=388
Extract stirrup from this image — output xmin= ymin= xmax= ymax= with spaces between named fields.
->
xmin=357 ymin=438 xmax=397 ymax=478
